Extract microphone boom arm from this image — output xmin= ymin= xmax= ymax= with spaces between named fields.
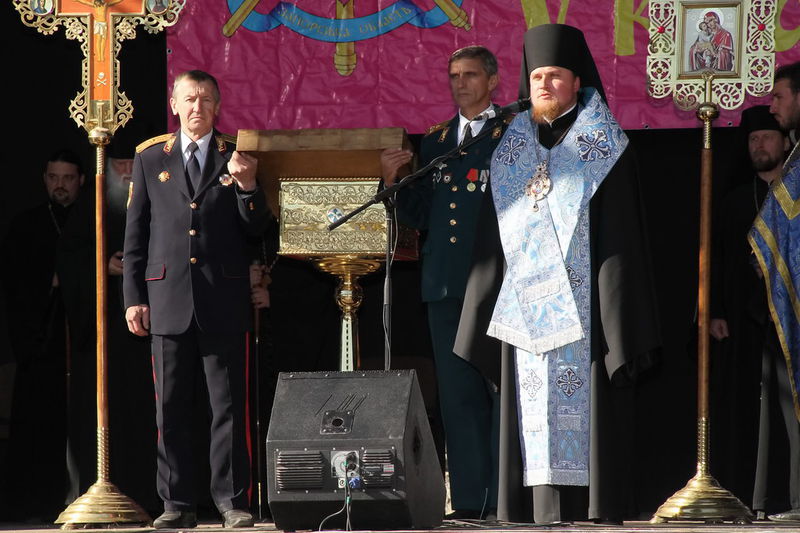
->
xmin=327 ymin=121 xmax=500 ymax=231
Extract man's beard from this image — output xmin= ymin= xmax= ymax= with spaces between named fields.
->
xmin=106 ymin=162 xmax=132 ymax=214
xmin=106 ymin=180 xmax=129 ymax=213
xmin=751 ymin=152 xmax=782 ymax=172
xmin=787 ymin=106 xmax=800 ymax=131
xmin=777 ymin=101 xmax=800 ymax=131
xmin=532 ymin=99 xmax=564 ymax=124
xmin=49 ymin=189 xmax=69 ymax=205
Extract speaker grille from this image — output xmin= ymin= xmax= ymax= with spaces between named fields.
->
xmin=276 ymin=450 xmax=325 ymax=490
xmin=361 ymin=449 xmax=395 ymax=488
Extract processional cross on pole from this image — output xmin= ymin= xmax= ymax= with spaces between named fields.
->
xmin=16 ymin=0 xmax=184 ymax=133
xmin=13 ymin=0 xmax=185 ymax=528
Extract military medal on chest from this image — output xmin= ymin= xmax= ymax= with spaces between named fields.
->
xmin=432 ymin=161 xmax=447 ymax=185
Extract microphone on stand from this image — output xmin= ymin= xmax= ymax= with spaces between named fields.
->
xmin=472 ymin=98 xmax=531 ymax=122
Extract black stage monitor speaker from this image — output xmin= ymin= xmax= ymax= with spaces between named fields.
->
xmin=266 ymin=369 xmax=445 ymax=531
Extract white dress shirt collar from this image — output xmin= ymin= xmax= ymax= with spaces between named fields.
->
xmin=457 ymin=103 xmax=493 ymax=144
xmin=180 ymin=130 xmax=214 ymax=170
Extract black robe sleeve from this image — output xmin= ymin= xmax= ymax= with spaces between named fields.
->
xmin=590 ymin=146 xmax=661 ymax=383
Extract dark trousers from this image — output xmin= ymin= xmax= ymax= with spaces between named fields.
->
xmin=151 ymin=323 xmax=250 ymax=512
xmin=427 ymin=298 xmax=499 ymax=512
xmin=753 ymin=326 xmax=800 ymax=511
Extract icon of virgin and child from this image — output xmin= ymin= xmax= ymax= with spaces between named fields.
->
xmin=688 ymin=10 xmax=734 ymax=72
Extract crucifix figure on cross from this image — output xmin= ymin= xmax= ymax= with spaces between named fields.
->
xmin=74 ymin=0 xmax=125 ymax=63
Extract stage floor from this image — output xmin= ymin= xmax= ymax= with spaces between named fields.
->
xmin=1 ymin=519 xmax=799 ymax=533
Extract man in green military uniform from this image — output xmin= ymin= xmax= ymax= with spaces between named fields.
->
xmin=381 ymin=45 xmax=507 ymax=519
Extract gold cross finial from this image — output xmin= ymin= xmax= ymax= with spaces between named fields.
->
xmin=14 ymin=0 xmax=185 ymax=134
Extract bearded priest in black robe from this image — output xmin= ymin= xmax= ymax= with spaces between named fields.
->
xmin=453 ymin=24 xmax=661 ymax=524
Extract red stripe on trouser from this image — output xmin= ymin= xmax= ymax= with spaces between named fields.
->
xmin=245 ymin=331 xmax=253 ymax=505
xmin=152 ymin=352 xmax=160 ymax=443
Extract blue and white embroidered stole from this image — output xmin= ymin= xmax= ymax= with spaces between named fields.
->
xmin=489 ymin=88 xmax=627 ymax=486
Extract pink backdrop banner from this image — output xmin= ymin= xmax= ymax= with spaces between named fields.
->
xmin=166 ymin=0 xmax=800 ymax=133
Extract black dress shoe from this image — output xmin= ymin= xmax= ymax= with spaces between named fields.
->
xmin=222 ymin=509 xmax=255 ymax=528
xmin=769 ymin=508 xmax=800 ymax=522
xmin=153 ymin=510 xmax=197 ymax=529
xmin=445 ymin=509 xmax=482 ymax=520
xmin=593 ymin=517 xmax=624 ymax=525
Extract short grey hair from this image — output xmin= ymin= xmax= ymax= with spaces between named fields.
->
xmin=448 ymin=46 xmax=498 ymax=77
xmin=172 ymin=70 xmax=221 ymax=102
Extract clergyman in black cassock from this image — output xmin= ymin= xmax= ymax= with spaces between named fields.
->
xmin=710 ymin=105 xmax=796 ymax=514
xmin=454 ymin=25 xmax=661 ymax=524
xmin=1 ymin=150 xmax=95 ymax=520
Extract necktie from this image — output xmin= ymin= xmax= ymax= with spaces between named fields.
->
xmin=462 ymin=124 xmax=473 ymax=143
xmin=186 ymin=141 xmax=201 ymax=192
xmin=459 ymin=123 xmax=473 ymax=150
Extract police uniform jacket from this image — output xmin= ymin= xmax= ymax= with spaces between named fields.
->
xmin=123 ymin=131 xmax=269 ymax=336
xmin=396 ymin=112 xmax=507 ymax=303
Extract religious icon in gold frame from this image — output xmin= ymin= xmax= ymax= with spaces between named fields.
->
xmin=648 ymin=0 xmax=775 ymax=110
xmin=680 ymin=3 xmax=741 ymax=77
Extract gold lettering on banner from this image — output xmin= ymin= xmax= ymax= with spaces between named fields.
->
xmin=381 ymin=10 xmax=403 ymax=27
xmin=775 ymin=0 xmax=800 ymax=51
xmin=614 ymin=0 xmax=649 ymax=56
xmin=519 ymin=0 xmax=570 ymax=28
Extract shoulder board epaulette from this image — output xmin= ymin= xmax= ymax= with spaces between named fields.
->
xmin=219 ymin=133 xmax=237 ymax=145
xmin=136 ymin=133 xmax=174 ymax=154
xmin=215 ymin=133 xmax=237 ymax=152
xmin=425 ymin=120 xmax=449 ymax=136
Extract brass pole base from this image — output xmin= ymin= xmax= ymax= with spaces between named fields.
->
xmin=55 ymin=480 xmax=151 ymax=529
xmin=651 ymin=472 xmax=753 ymax=524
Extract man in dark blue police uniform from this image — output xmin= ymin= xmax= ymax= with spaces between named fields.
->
xmin=123 ymin=70 xmax=269 ymax=529
xmin=381 ymin=46 xmax=507 ymax=519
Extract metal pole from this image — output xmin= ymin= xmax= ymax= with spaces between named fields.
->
xmin=652 ymin=74 xmax=753 ymax=524
xmin=56 ymin=128 xmax=150 ymax=529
